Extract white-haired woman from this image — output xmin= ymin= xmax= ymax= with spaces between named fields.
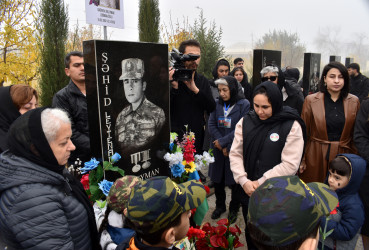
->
xmin=0 ymin=108 xmax=100 ymax=250
xmin=260 ymin=65 xmax=304 ymax=115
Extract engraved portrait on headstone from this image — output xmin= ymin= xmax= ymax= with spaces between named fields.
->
xmin=83 ymin=40 xmax=170 ymax=179
xmin=115 ymin=58 xmax=165 ymax=153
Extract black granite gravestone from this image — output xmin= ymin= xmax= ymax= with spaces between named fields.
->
xmin=83 ymin=40 xmax=170 ymax=180
xmin=345 ymin=57 xmax=354 ymax=67
xmin=329 ymin=55 xmax=341 ymax=63
xmin=252 ymin=49 xmax=281 ymax=89
xmin=303 ymin=53 xmax=321 ymax=96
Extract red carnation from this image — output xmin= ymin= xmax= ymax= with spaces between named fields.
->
xmin=80 ymin=174 xmax=90 ymax=190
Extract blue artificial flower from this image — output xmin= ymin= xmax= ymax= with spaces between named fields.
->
xmin=169 ymin=143 xmax=174 ymax=152
xmin=98 ymin=179 xmax=114 ymax=196
xmin=80 ymin=158 xmax=100 ymax=174
xmin=171 ymin=163 xmax=185 ymax=178
xmin=111 ymin=153 xmax=121 ymax=163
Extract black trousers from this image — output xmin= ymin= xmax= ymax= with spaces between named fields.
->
xmin=214 ymin=181 xmax=240 ymax=212
xmin=236 ymin=184 xmax=258 ymax=250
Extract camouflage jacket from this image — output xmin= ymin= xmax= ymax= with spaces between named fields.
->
xmin=115 ymin=97 xmax=165 ymax=149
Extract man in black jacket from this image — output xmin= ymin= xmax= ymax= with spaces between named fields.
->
xmin=53 ymin=51 xmax=90 ymax=165
xmin=348 ymin=63 xmax=369 ymax=102
xmin=169 ymin=40 xmax=215 ymax=154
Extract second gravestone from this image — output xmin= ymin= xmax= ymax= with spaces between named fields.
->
xmin=252 ymin=49 xmax=281 ymax=89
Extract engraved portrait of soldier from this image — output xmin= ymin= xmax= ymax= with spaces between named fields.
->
xmin=115 ymin=58 xmax=166 ymax=152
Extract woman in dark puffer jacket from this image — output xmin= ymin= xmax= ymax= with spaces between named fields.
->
xmin=0 ymin=108 xmax=100 ymax=250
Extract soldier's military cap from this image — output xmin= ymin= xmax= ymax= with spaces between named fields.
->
xmin=127 ymin=176 xmax=206 ymax=234
xmin=119 ymin=58 xmax=144 ymax=80
xmin=248 ymin=175 xmax=338 ymax=246
xmin=107 ymin=175 xmax=141 ymax=213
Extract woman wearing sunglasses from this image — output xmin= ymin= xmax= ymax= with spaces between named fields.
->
xmin=260 ymin=65 xmax=304 ymax=114
xmin=299 ymin=61 xmax=360 ymax=183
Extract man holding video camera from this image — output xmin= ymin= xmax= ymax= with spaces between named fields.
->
xmin=169 ymin=39 xmax=215 ymax=154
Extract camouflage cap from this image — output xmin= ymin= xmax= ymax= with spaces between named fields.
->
xmin=107 ymin=175 xmax=141 ymax=213
xmin=119 ymin=58 xmax=145 ymax=80
xmin=127 ymin=176 xmax=206 ymax=234
xmin=247 ymin=175 xmax=338 ymax=246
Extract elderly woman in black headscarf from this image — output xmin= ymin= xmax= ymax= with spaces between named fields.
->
xmin=229 ymin=81 xmax=306 ymax=249
xmin=0 ymin=108 xmax=100 ymax=250
xmin=208 ymin=76 xmax=250 ymax=221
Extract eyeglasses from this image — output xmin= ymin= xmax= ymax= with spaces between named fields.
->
xmin=261 ymin=76 xmax=278 ymax=82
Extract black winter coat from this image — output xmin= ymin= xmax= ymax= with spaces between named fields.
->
xmin=283 ymin=78 xmax=304 ymax=115
xmin=0 ymin=151 xmax=93 ymax=249
xmin=350 ymin=73 xmax=369 ymax=102
xmin=354 ymin=98 xmax=369 ymax=236
xmin=0 ymin=86 xmax=20 ymax=153
xmin=52 ymin=80 xmax=91 ymax=162
xmin=170 ymin=72 xmax=215 ymax=153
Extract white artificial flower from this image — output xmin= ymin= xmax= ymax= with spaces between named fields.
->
xmin=164 ymin=152 xmax=183 ymax=167
xmin=203 ymin=151 xmax=215 ymax=164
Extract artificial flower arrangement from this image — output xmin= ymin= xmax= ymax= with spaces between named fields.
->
xmin=80 ymin=152 xmax=124 ymax=208
xmin=187 ymin=218 xmax=244 ymax=250
xmin=164 ymin=130 xmax=215 ymax=184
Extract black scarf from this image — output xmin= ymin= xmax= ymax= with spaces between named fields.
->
xmin=7 ymin=108 xmax=101 ymax=250
xmin=244 ymin=82 xmax=306 ymax=179
xmin=0 ymin=86 xmax=20 ymax=152
xmin=217 ymin=76 xmax=241 ymax=107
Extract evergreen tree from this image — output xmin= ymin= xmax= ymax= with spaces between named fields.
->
xmin=192 ymin=10 xmax=224 ymax=79
xmin=138 ymin=0 xmax=160 ymax=42
xmin=37 ymin=0 xmax=69 ymax=106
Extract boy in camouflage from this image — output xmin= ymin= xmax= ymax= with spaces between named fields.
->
xmin=116 ymin=176 xmax=206 ymax=250
xmin=247 ymin=175 xmax=338 ymax=250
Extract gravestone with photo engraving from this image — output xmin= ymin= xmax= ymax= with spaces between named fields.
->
xmin=303 ymin=53 xmax=321 ymax=96
xmin=83 ymin=40 xmax=170 ymax=180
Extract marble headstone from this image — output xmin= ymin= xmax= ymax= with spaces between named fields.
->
xmin=83 ymin=40 xmax=170 ymax=180
xmin=252 ymin=49 xmax=282 ymax=89
xmin=303 ymin=53 xmax=321 ymax=96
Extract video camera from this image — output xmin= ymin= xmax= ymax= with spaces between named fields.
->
xmin=169 ymin=48 xmax=200 ymax=82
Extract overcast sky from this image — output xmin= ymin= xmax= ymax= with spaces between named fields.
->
xmin=65 ymin=0 xmax=369 ymax=53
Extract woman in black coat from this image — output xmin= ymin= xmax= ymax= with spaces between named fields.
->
xmin=354 ymin=97 xmax=369 ymax=249
xmin=0 ymin=108 xmax=100 ymax=250
xmin=208 ymin=76 xmax=250 ymax=221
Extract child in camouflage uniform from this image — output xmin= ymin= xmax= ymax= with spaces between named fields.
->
xmin=247 ymin=175 xmax=338 ymax=250
xmin=116 ymin=176 xmax=206 ymax=250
